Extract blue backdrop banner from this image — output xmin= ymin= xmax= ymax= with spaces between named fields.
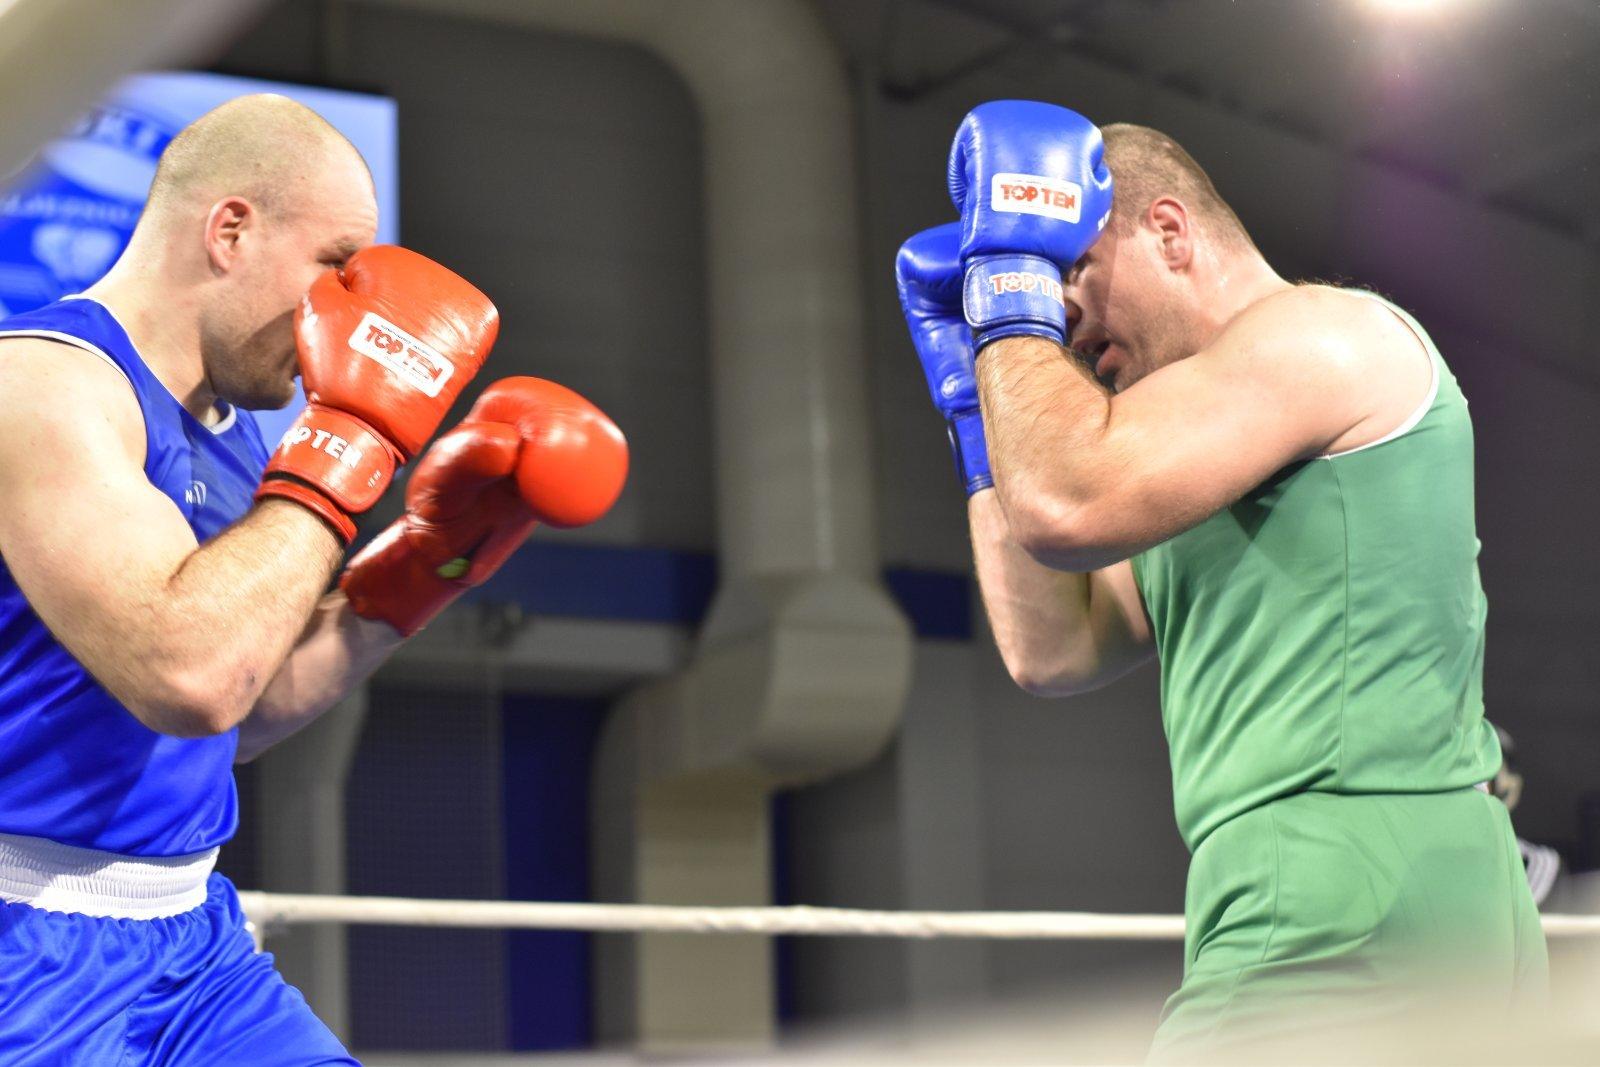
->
xmin=0 ymin=71 xmax=399 ymax=447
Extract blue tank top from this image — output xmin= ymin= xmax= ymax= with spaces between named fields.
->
xmin=0 ymin=297 xmax=270 ymax=857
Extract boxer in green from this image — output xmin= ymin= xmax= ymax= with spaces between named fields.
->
xmin=897 ymin=105 xmax=1546 ymax=1060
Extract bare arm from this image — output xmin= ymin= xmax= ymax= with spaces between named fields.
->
xmin=970 ymin=488 xmax=1153 ymax=695
xmin=966 ymin=286 xmax=1427 ymax=692
xmin=978 ymin=287 xmax=1419 ymax=571
xmin=0 ymin=339 xmax=343 ymax=736
xmin=234 ymin=591 xmax=402 ymax=762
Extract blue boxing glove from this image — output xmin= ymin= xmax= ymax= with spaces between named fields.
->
xmin=947 ymin=100 xmax=1114 ymax=351
xmin=896 ymin=222 xmax=990 ymax=496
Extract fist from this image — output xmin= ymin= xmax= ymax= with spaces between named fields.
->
xmin=341 ymin=376 xmax=629 ymax=636
xmin=258 ymin=245 xmax=499 ymax=541
xmin=296 ymin=244 xmax=499 ymax=459
xmin=896 ymin=223 xmax=990 ymax=496
xmin=946 ymin=100 xmax=1113 ymax=350
xmin=470 ymin=377 xmax=629 ymax=528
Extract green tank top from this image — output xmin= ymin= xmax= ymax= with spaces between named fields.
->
xmin=1131 ymin=292 xmax=1501 ymax=851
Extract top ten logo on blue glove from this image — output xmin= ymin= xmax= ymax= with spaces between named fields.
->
xmin=947 ymin=100 xmax=1114 ymax=350
xmin=990 ymin=173 xmax=1086 ymax=224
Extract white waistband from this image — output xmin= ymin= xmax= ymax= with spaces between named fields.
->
xmin=0 ymin=832 xmax=217 ymax=919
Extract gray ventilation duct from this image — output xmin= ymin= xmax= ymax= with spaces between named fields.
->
xmin=380 ymin=0 xmax=915 ymax=1050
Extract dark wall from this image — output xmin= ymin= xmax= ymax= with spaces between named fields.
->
xmin=216 ymin=0 xmax=716 ymax=552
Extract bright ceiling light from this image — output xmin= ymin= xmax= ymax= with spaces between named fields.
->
xmin=1364 ymin=0 xmax=1451 ymax=13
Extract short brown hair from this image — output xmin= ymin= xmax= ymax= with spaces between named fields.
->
xmin=1100 ymin=123 xmax=1253 ymax=250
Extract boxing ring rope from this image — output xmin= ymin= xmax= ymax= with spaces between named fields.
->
xmin=235 ymin=892 xmax=1600 ymax=942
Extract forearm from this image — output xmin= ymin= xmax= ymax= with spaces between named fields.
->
xmin=235 ymin=590 xmax=403 ymax=762
xmin=112 ymin=500 xmax=344 ymax=734
xmin=977 ymin=336 xmax=1126 ymax=568
xmin=971 ymin=488 xmax=1153 ymax=695
xmin=971 ymin=489 xmax=1095 ymax=692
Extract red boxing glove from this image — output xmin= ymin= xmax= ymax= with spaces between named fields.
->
xmin=341 ymin=377 xmax=629 ymax=636
xmin=257 ymin=245 xmax=499 ymax=542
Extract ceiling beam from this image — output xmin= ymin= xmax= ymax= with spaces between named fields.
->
xmin=872 ymin=0 xmax=1598 ymax=251
xmin=1465 ymin=125 xmax=1600 ymax=197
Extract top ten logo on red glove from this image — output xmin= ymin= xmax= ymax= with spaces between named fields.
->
xmin=349 ymin=311 xmax=455 ymax=399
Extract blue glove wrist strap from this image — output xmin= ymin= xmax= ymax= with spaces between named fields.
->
xmin=962 ymin=254 xmax=1067 ymax=353
xmin=947 ymin=409 xmax=992 ymax=496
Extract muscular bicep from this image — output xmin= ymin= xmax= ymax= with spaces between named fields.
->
xmin=1075 ymin=288 xmax=1389 ymax=560
xmin=0 ymin=341 xmax=203 ymax=709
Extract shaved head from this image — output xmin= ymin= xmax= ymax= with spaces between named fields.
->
xmin=143 ymin=93 xmax=369 ymax=224
xmin=98 ymin=93 xmax=379 ymax=412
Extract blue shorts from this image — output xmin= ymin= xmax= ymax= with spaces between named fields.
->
xmin=0 ymin=873 xmax=358 ymax=1066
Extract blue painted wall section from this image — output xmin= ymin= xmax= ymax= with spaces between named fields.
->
xmin=501 ymin=694 xmax=608 ymax=1051
xmin=462 ymin=541 xmax=972 ymax=640
xmin=484 ymin=545 xmax=971 ymax=1047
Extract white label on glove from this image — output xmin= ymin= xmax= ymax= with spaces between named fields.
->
xmin=990 ymin=173 xmax=1083 ymax=223
xmin=280 ymin=425 xmax=365 ymax=469
xmin=349 ymin=311 xmax=454 ymax=398
xmin=986 ymin=270 xmax=1065 ymax=306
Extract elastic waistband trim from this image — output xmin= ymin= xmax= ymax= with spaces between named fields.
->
xmin=0 ymin=831 xmax=216 ymax=919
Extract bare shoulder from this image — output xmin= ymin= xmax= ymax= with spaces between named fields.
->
xmin=1182 ymin=284 xmax=1429 ymax=458
xmin=1210 ymin=285 xmax=1429 ymax=413
xmin=1218 ymin=284 xmax=1414 ymax=371
xmin=1291 ymin=283 xmax=1422 ymax=345
xmin=1285 ymin=285 xmax=1434 ymax=452
xmin=0 ymin=335 xmax=144 ymax=468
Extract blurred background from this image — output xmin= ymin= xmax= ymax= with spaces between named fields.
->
xmin=4 ymin=0 xmax=1600 ymax=1062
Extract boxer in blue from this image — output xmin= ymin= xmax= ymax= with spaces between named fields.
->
xmin=0 ymin=94 xmax=627 ymax=1064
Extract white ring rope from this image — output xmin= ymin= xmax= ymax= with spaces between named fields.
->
xmin=236 ymin=892 xmax=1600 ymax=941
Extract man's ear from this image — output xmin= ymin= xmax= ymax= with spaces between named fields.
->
xmin=1147 ymin=197 xmax=1192 ymax=271
xmin=203 ymin=196 xmax=254 ymax=273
